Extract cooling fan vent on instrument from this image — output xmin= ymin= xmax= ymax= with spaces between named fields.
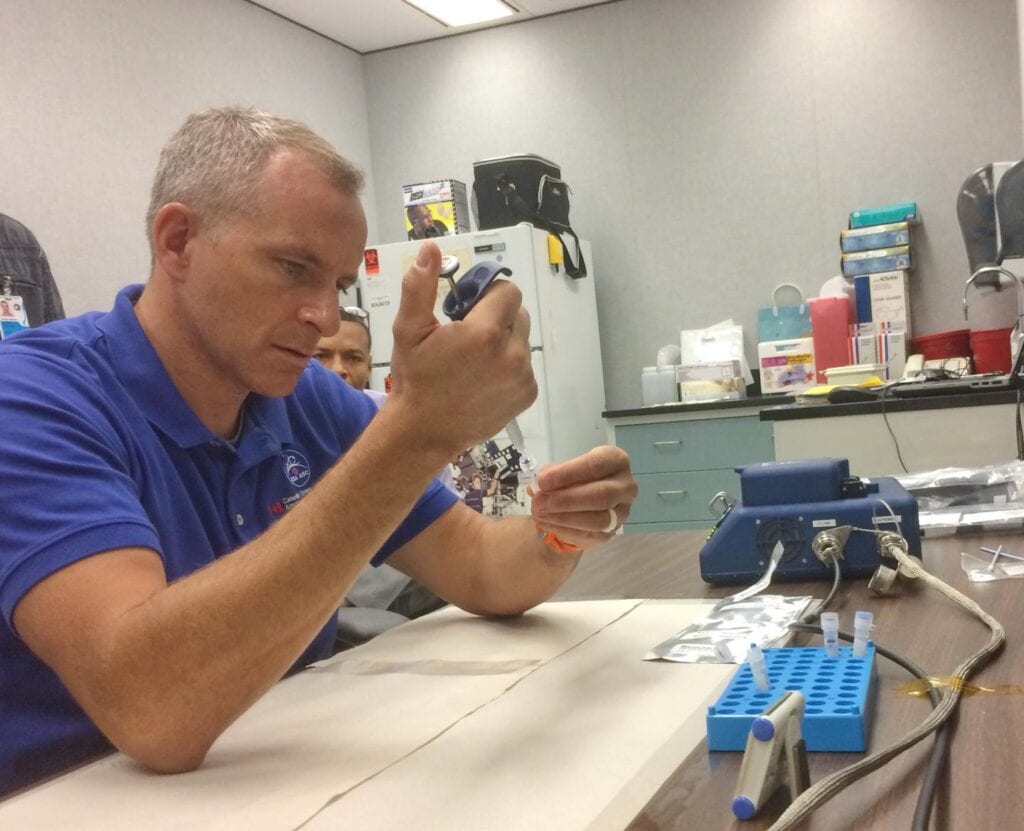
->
xmin=756 ymin=517 xmax=805 ymax=563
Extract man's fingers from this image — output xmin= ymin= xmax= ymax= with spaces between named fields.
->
xmin=392 ymin=241 xmax=442 ymax=346
xmin=536 ymin=446 xmax=632 ymax=493
xmin=462 ymin=278 xmax=524 ymax=335
xmin=535 ymin=505 xmax=631 ymax=534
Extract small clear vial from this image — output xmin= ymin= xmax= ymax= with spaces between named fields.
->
xmin=820 ymin=612 xmax=840 ymax=658
xmin=518 ymin=453 xmax=538 ymax=489
xmin=746 ymin=643 xmax=771 ymax=692
xmin=852 ymin=610 xmax=874 ymax=657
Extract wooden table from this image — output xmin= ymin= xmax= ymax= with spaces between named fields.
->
xmin=555 ymin=530 xmax=1022 ymax=830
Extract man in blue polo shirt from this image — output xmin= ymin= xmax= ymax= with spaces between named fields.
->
xmin=0 ymin=107 xmax=637 ymax=795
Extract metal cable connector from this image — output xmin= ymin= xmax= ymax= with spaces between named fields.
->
xmin=811 ymin=526 xmax=851 ymax=565
xmin=877 ymin=531 xmax=908 ymax=560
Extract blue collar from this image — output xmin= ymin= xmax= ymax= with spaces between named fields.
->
xmin=95 ymin=285 xmax=294 ymax=459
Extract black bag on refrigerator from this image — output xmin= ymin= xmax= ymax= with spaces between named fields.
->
xmin=471 ymin=154 xmax=588 ymax=278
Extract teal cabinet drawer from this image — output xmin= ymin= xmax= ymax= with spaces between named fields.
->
xmin=631 ymin=469 xmax=742 ymax=523
xmin=623 ymin=520 xmax=714 ymax=533
xmin=616 ymin=417 xmax=774 ymax=474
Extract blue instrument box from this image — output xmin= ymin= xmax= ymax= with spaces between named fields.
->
xmin=700 ymin=458 xmax=920 ymax=585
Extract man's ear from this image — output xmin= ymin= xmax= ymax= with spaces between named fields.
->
xmin=151 ymin=203 xmax=196 ymax=283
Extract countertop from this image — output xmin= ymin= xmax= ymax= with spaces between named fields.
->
xmin=603 ymin=395 xmax=793 ymax=419
xmin=605 ymin=388 xmax=1019 ymax=421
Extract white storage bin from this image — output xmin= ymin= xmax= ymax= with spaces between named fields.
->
xmin=824 ymin=363 xmax=886 ymax=386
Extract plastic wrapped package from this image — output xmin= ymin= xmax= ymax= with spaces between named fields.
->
xmin=895 ymin=462 xmax=1024 ymax=536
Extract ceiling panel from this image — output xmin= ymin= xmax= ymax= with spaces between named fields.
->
xmin=249 ymin=0 xmax=615 ymax=53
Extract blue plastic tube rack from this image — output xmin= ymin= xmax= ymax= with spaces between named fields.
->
xmin=707 ymin=644 xmax=876 ymax=752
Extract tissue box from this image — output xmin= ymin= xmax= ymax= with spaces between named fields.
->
xmin=676 ymin=361 xmax=746 ymax=403
xmin=402 ymin=179 xmax=470 ymax=240
xmin=758 ymin=338 xmax=816 ymax=394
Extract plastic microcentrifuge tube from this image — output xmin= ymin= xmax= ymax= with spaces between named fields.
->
xmin=820 ymin=612 xmax=840 ymax=658
xmin=852 ymin=610 xmax=874 ymax=658
xmin=747 ymin=643 xmax=771 ymax=692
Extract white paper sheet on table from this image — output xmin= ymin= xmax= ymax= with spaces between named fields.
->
xmin=0 ymin=599 xmax=732 ymax=831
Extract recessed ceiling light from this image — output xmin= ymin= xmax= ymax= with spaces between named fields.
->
xmin=403 ymin=0 xmax=516 ymax=28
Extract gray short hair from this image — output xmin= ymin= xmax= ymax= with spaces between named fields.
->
xmin=146 ymin=106 xmax=365 ymax=251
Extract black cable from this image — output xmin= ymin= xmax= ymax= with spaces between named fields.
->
xmin=1016 ymin=386 xmax=1023 ymax=461
xmin=787 ymin=623 xmax=948 ymax=830
xmin=800 ymin=553 xmax=842 ymax=624
xmin=878 ymin=383 xmax=910 ymax=473
xmin=913 ymin=708 xmax=953 ymax=831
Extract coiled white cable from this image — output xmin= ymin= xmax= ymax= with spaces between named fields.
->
xmin=767 ymin=534 xmax=1006 ymax=830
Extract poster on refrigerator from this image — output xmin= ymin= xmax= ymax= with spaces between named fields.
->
xmin=448 ymin=437 xmax=533 ymax=518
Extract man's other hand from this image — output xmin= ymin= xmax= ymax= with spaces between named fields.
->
xmin=530 ymin=446 xmax=638 ymax=550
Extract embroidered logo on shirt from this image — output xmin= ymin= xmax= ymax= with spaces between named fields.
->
xmin=282 ymin=450 xmax=311 ymax=488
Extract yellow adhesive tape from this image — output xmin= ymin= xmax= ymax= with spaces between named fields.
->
xmin=897 ymin=676 xmax=1024 ymax=697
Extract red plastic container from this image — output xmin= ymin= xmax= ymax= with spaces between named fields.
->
xmin=970 ymin=327 xmax=1013 ymax=373
xmin=911 ymin=329 xmax=971 ymax=361
xmin=809 ymin=296 xmax=854 ymax=384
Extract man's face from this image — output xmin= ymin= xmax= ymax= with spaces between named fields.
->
xmin=176 ymin=149 xmax=368 ymax=399
xmin=315 ymin=320 xmax=372 ymax=389
xmin=410 ymin=205 xmax=432 ymax=235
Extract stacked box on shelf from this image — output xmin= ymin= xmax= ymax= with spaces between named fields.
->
xmin=840 ymin=203 xmax=917 ymax=379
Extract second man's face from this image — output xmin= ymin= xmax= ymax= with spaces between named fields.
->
xmin=316 ymin=320 xmax=372 ymax=389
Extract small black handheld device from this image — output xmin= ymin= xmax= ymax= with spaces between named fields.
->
xmin=440 ymin=260 xmax=513 ymax=322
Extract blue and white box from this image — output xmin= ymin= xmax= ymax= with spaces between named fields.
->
xmin=840 ymin=222 xmax=911 ymax=253
xmin=853 ymin=269 xmax=911 ymax=332
xmin=842 ymin=246 xmax=912 ymax=278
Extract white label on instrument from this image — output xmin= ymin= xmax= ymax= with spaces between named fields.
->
xmin=811 ymin=519 xmax=837 ymax=528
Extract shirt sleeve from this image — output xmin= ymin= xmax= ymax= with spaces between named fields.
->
xmin=0 ymin=350 xmax=160 ymax=627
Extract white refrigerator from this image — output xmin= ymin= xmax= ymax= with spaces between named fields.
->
xmin=357 ymin=224 xmax=607 ymax=518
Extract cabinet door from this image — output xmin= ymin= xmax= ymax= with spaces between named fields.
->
xmin=616 ymin=417 xmax=774 ymax=474
xmin=629 ymin=469 xmax=744 ymax=523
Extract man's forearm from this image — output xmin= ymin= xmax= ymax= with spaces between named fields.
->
xmin=406 ymin=514 xmax=581 ymax=619
xmin=476 ymin=517 xmax=582 ymax=615
xmin=29 ymin=405 xmax=455 ymax=772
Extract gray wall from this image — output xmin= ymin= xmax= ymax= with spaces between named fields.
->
xmin=0 ymin=0 xmax=375 ymax=316
xmin=3 ymin=0 xmax=1022 ymax=410
xmin=364 ymin=0 xmax=1023 ymax=409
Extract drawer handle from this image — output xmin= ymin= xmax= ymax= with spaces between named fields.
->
xmin=657 ymin=490 xmax=688 ymax=498
xmin=652 ymin=440 xmax=682 ymax=448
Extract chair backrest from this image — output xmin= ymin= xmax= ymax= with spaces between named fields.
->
xmin=0 ymin=212 xmax=65 ymax=327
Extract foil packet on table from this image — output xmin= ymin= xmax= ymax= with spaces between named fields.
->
xmin=644 ymin=594 xmax=814 ymax=663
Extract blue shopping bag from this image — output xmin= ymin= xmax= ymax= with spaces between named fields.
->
xmin=757 ymin=283 xmax=812 ymax=342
